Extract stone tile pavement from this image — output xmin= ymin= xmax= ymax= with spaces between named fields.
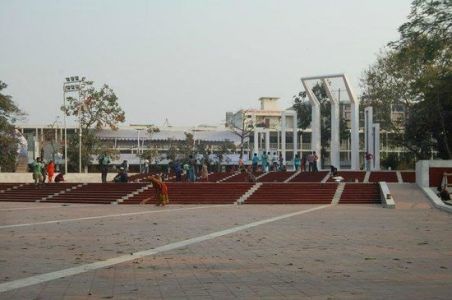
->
xmin=0 ymin=184 xmax=451 ymax=299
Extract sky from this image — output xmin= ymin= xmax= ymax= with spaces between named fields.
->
xmin=0 ymin=0 xmax=413 ymax=127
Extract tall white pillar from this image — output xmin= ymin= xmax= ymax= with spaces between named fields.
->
xmin=253 ymin=130 xmax=259 ymax=156
xmin=323 ymin=79 xmax=340 ymax=169
xmin=364 ymin=107 xmax=374 ymax=170
xmin=265 ymin=130 xmax=270 ymax=154
xmin=373 ymin=123 xmax=380 ymax=170
xmin=281 ymin=112 xmax=287 ymax=163
xmin=292 ymin=111 xmax=298 ymax=160
xmin=343 ymin=75 xmax=360 ymax=170
xmin=302 ymin=81 xmax=321 ymax=170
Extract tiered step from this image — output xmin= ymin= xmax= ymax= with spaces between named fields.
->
xmin=368 ymin=171 xmax=398 ymax=183
xmin=400 ymin=171 xmax=416 ymax=183
xmin=0 ymin=183 xmax=22 ymax=193
xmin=222 ymin=172 xmax=263 ymax=182
xmin=46 ymin=183 xmax=147 ymax=204
xmin=327 ymin=171 xmax=366 ymax=182
xmin=258 ymin=172 xmax=295 ymax=182
xmin=246 ymin=183 xmax=338 ymax=204
xmin=207 ymin=172 xmax=236 ymax=182
xmin=0 ymin=183 xmax=79 ymax=202
xmin=339 ymin=183 xmax=381 ymax=204
xmin=134 ymin=182 xmax=254 ymax=204
xmin=288 ymin=171 xmax=328 ymax=182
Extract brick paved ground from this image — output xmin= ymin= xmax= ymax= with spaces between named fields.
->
xmin=0 ymin=183 xmax=451 ymax=299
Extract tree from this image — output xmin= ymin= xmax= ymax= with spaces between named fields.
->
xmin=228 ymin=111 xmax=254 ymax=159
xmin=62 ymin=81 xmax=125 ymax=171
xmin=0 ymin=81 xmax=23 ymax=172
xmin=361 ymin=0 xmax=452 ymax=159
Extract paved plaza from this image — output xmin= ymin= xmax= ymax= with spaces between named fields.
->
xmin=0 ymin=183 xmax=451 ymax=299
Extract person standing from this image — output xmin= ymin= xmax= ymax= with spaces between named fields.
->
xmin=31 ymin=157 xmax=44 ymax=187
xmin=313 ymin=151 xmax=319 ymax=172
xmin=261 ymin=151 xmax=269 ymax=173
xmin=294 ymin=154 xmax=301 ymax=171
xmin=47 ymin=160 xmax=55 ymax=182
xmin=98 ymin=153 xmax=111 ymax=183
xmin=174 ymin=160 xmax=182 ymax=182
xmin=41 ymin=160 xmax=48 ymax=183
xmin=252 ymin=153 xmax=259 ymax=173
xmin=365 ymin=152 xmax=373 ymax=171
xmin=307 ymin=152 xmax=314 ymax=172
xmin=143 ymin=159 xmax=150 ymax=174
xmin=201 ymin=162 xmax=209 ymax=182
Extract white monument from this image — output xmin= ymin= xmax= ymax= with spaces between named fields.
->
xmin=301 ymin=74 xmax=360 ymax=170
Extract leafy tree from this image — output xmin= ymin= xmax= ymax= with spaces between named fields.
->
xmin=62 ymin=81 xmax=125 ymax=171
xmin=361 ymin=0 xmax=452 ymax=159
xmin=0 ymin=81 xmax=23 ymax=172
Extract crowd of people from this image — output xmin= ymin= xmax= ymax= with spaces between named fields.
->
xmin=31 ymin=157 xmax=65 ymax=187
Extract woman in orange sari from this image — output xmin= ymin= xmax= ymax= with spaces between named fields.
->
xmin=47 ymin=160 xmax=55 ymax=183
xmin=149 ymin=175 xmax=169 ymax=206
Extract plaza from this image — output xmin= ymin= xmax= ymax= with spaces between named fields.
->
xmin=0 ymin=183 xmax=451 ymax=299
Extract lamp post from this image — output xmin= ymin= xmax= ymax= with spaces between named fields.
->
xmin=136 ymin=128 xmax=144 ymax=173
xmin=63 ymin=76 xmax=85 ymax=173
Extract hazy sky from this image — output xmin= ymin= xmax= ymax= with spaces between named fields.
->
xmin=1 ymin=0 xmax=413 ymax=127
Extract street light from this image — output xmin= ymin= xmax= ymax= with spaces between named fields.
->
xmin=63 ymin=75 xmax=85 ymax=174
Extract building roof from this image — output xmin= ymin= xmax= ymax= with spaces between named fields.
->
xmin=95 ymin=128 xmax=241 ymax=143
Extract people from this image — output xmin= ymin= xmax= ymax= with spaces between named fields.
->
xmin=98 ymin=153 xmax=111 ymax=183
xmin=113 ymin=167 xmax=128 ymax=183
xmin=143 ymin=159 xmax=150 ymax=174
xmin=201 ymin=162 xmax=209 ymax=181
xmin=439 ymin=187 xmax=451 ymax=201
xmin=245 ymin=167 xmax=256 ymax=183
xmin=47 ymin=160 xmax=55 ymax=183
xmin=54 ymin=172 xmax=65 ymax=183
xmin=41 ymin=159 xmax=48 ymax=183
xmin=252 ymin=153 xmax=259 ymax=173
xmin=330 ymin=165 xmax=338 ymax=177
xmin=120 ymin=160 xmax=129 ymax=172
xmin=313 ymin=151 xmax=319 ymax=172
xmin=261 ymin=151 xmax=269 ymax=173
xmin=31 ymin=157 xmax=44 ymax=186
xmin=174 ymin=160 xmax=182 ymax=182
xmin=365 ymin=152 xmax=373 ymax=171
xmin=149 ymin=175 xmax=169 ymax=206
xmin=294 ymin=154 xmax=301 ymax=171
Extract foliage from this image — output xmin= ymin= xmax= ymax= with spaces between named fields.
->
xmin=0 ymin=81 xmax=23 ymax=172
xmin=140 ymin=148 xmax=159 ymax=163
xmin=62 ymin=80 xmax=125 ymax=169
xmin=361 ymin=0 xmax=452 ymax=159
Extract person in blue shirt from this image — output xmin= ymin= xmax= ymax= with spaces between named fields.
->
xmin=252 ymin=153 xmax=260 ymax=173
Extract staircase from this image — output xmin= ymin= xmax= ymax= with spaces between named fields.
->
xmin=339 ymin=183 xmax=381 ymax=204
xmin=368 ymin=171 xmax=398 ymax=183
xmin=0 ymin=183 xmax=79 ymax=202
xmin=257 ymin=172 xmax=295 ymax=182
xmin=327 ymin=171 xmax=366 ymax=183
xmin=125 ymin=182 xmax=254 ymax=205
xmin=245 ymin=183 xmax=338 ymax=204
xmin=288 ymin=171 xmax=329 ymax=182
xmin=46 ymin=183 xmax=147 ymax=204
